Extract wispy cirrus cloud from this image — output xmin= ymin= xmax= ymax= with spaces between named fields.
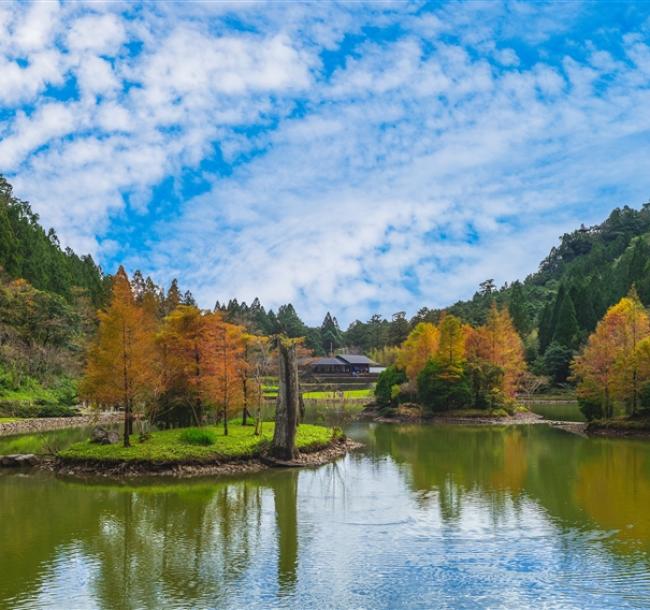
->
xmin=2 ymin=1 xmax=650 ymax=324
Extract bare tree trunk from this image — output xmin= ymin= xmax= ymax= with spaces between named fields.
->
xmin=242 ymin=377 xmax=249 ymax=426
xmin=271 ymin=339 xmax=299 ymax=460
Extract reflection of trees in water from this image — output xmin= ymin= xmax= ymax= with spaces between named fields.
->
xmin=0 ymin=474 xmax=105 ymax=606
xmin=368 ymin=424 xmax=528 ymax=524
xmin=1 ymin=469 xmax=309 ymax=609
xmin=274 ymin=471 xmax=298 ymax=593
xmin=87 ymin=480 xmax=270 ymax=609
xmin=370 ymin=422 xmax=650 ymax=556
xmin=574 ymin=441 xmax=650 ymax=551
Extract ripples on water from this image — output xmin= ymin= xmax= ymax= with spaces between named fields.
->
xmin=1 ymin=423 xmax=650 ymax=609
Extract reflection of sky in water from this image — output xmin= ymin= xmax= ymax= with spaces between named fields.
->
xmin=3 ymin=424 xmax=650 ymax=609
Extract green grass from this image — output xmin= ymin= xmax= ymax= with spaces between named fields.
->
xmin=179 ymin=427 xmax=217 ymax=446
xmin=303 ymin=389 xmax=373 ymax=400
xmin=0 ymin=417 xmax=19 ymax=423
xmin=0 ymin=370 xmax=78 ymax=419
xmin=58 ymin=422 xmax=338 ymax=463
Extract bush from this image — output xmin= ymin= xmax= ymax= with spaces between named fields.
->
xmin=417 ymin=360 xmax=472 ymax=412
xmin=639 ymin=383 xmax=650 ymax=411
xmin=578 ymin=397 xmax=603 ymax=421
xmin=542 ymin=342 xmax=574 ymax=384
xmin=375 ymin=365 xmax=407 ymax=407
xmin=179 ymin=428 xmax=216 ymax=446
xmin=489 ymin=408 xmax=509 ymax=418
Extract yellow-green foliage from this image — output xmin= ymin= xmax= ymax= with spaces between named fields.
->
xmin=58 ymin=422 xmax=337 ymax=463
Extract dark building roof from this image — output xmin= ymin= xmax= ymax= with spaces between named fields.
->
xmin=310 ymin=357 xmax=348 ymax=367
xmin=336 ymin=354 xmax=379 ymax=366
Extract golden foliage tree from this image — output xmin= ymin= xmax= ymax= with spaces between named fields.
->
xmin=467 ymin=303 xmax=525 ymax=397
xmin=397 ymin=322 xmax=439 ymax=380
xmin=157 ymin=305 xmax=208 ymax=427
xmin=80 ymin=267 xmax=158 ymax=447
xmin=574 ymin=292 xmax=650 ymax=417
xmin=436 ymin=315 xmax=466 ymax=370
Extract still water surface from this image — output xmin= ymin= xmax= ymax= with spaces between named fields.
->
xmin=1 ymin=423 xmax=650 ymax=609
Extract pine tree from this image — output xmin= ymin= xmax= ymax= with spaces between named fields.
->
xmin=538 ymin=301 xmax=553 ymax=354
xmin=164 ymin=278 xmax=182 ymax=315
xmin=320 ymin=312 xmax=343 ymax=354
xmin=552 ymin=291 xmax=579 ymax=349
xmin=508 ymin=281 xmax=529 ymax=337
xmin=387 ymin=312 xmax=409 ymax=346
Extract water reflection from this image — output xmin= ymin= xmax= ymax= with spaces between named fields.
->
xmin=1 ymin=423 xmax=650 ymax=608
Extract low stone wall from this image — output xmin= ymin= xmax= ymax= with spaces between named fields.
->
xmin=0 ymin=413 xmax=122 ymax=437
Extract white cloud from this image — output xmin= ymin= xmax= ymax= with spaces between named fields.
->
xmin=2 ymin=2 xmax=650 ymax=325
xmin=66 ymin=13 xmax=126 ymax=54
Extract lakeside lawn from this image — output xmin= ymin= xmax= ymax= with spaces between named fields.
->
xmin=303 ymin=389 xmax=373 ymax=400
xmin=58 ymin=422 xmax=338 ymax=463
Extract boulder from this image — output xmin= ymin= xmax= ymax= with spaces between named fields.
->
xmin=0 ymin=454 xmax=38 ymax=467
xmin=90 ymin=426 xmax=119 ymax=445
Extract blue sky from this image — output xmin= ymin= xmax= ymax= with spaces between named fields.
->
xmin=2 ymin=1 xmax=650 ymax=325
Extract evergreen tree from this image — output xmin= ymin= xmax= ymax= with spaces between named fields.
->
xmin=570 ymin=283 xmax=597 ymax=333
xmin=387 ymin=312 xmax=409 ymax=346
xmin=182 ymin=290 xmax=196 ymax=306
xmin=508 ymin=281 xmax=530 ymax=337
xmin=320 ymin=312 xmax=343 ymax=354
xmin=164 ymin=278 xmax=182 ymax=315
xmin=275 ymin=304 xmax=308 ymax=338
xmin=552 ymin=291 xmax=579 ymax=349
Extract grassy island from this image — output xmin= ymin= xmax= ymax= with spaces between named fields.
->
xmin=58 ymin=422 xmax=339 ymax=464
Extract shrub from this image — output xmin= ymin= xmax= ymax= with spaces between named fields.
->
xmin=179 ymin=428 xmax=216 ymax=446
xmin=578 ymin=396 xmax=603 ymax=421
xmin=417 ymin=360 xmax=472 ymax=412
xmin=542 ymin=342 xmax=574 ymax=384
xmin=375 ymin=365 xmax=407 ymax=407
xmin=490 ymin=408 xmax=509 ymax=418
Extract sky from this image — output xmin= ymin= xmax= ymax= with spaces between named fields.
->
xmin=2 ymin=1 xmax=650 ymax=326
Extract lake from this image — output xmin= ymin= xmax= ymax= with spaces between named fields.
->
xmin=1 ymin=423 xmax=650 ymax=609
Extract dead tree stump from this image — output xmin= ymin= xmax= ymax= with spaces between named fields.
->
xmin=271 ymin=338 xmax=300 ymax=460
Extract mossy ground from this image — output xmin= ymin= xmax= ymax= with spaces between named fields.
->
xmin=58 ymin=422 xmax=338 ymax=463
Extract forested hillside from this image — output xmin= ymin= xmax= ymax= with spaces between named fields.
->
xmin=3 ymin=171 xmax=650 ymax=412
xmin=218 ymin=202 xmax=650 ymax=383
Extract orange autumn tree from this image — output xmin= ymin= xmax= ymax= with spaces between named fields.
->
xmin=470 ymin=303 xmax=525 ymax=398
xmin=397 ymin=322 xmax=440 ymax=380
xmin=573 ymin=291 xmax=650 ymax=418
xmin=205 ymin=314 xmax=246 ymax=436
xmin=157 ymin=307 xmax=247 ymax=431
xmin=157 ymin=305 xmax=209 ymax=427
xmin=80 ymin=267 xmax=158 ymax=447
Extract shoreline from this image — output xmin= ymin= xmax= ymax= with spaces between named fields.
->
xmin=357 ymin=406 xmax=597 ymax=436
xmin=358 ymin=406 xmax=547 ymax=426
xmin=0 ymin=413 xmax=122 ymax=437
xmin=48 ymin=436 xmax=362 ymax=479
